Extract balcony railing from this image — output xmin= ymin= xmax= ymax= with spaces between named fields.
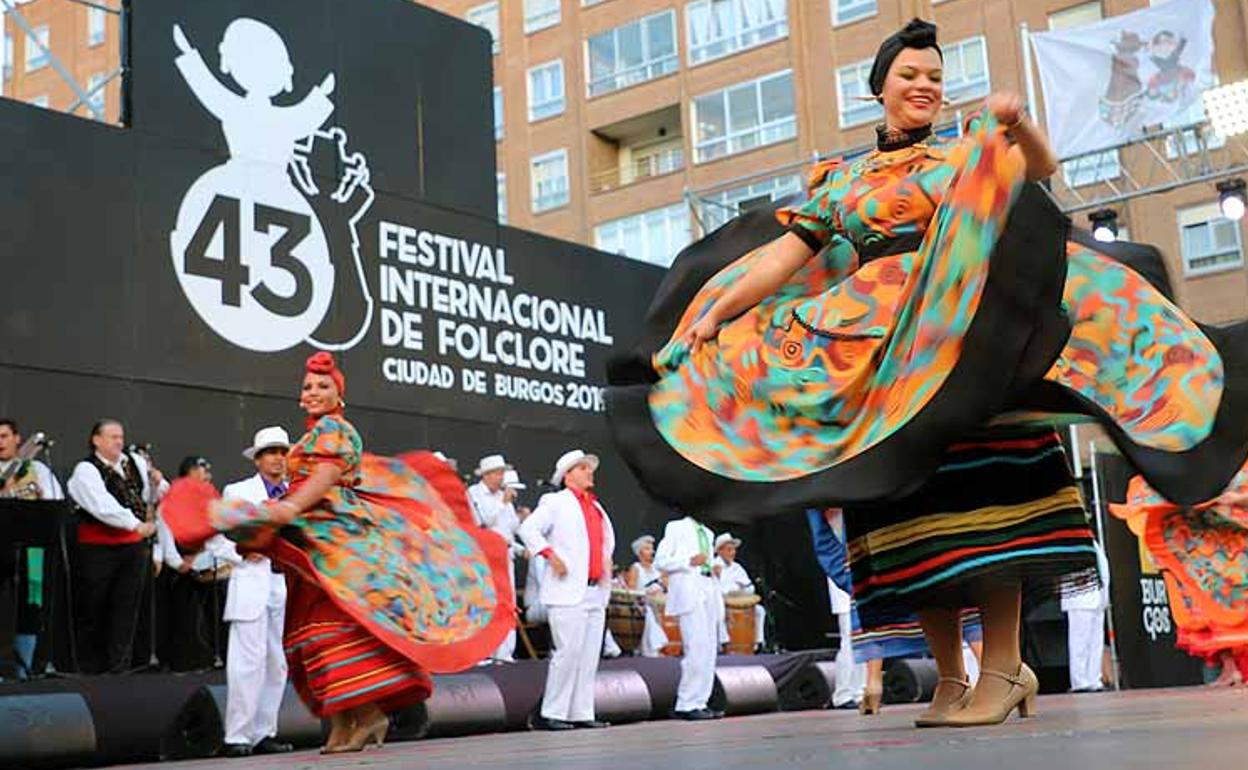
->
xmin=588 ymin=53 xmax=678 ymax=98
xmin=590 ymin=147 xmax=684 ymax=193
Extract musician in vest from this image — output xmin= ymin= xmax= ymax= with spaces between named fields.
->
xmin=468 ymin=454 xmax=521 ymax=663
xmin=713 ymin=533 xmax=766 ymax=651
xmin=67 ymin=419 xmax=166 ymax=674
xmin=215 ymin=427 xmax=295 ymax=758
xmin=518 ymin=450 xmax=615 ymax=730
xmin=0 ymin=418 xmax=64 ymax=678
xmin=655 ymin=515 xmax=725 ymax=720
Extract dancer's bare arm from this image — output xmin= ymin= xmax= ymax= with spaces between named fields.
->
xmin=683 ymin=232 xmax=814 ymax=351
xmin=987 ymin=92 xmax=1058 ymax=182
xmin=270 ymin=464 xmax=342 ymax=524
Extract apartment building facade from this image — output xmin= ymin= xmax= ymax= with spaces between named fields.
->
xmin=4 ymin=0 xmax=1247 ymax=323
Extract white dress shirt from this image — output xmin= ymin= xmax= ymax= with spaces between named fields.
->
xmin=468 ymin=481 xmax=523 ymax=555
xmin=68 ymin=452 xmax=167 ymax=531
xmin=715 ymin=559 xmax=756 ymax=595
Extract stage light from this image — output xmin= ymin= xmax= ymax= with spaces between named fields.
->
xmin=1089 ymin=209 xmax=1119 ymax=243
xmin=1217 ymin=178 xmax=1247 ymax=222
xmin=1202 ymin=80 xmax=1248 ymax=138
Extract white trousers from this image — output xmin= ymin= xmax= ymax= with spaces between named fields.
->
xmin=640 ymin=604 xmax=668 ymax=658
xmin=675 ymin=577 xmax=719 ymax=712
xmin=1066 ymin=608 xmax=1106 ymax=691
xmin=490 ymin=557 xmax=517 ymax=662
xmin=224 ymin=601 xmax=288 ymax=747
xmin=832 ymin=610 xmax=866 ymax=706
xmin=541 ymin=588 xmax=606 ymax=722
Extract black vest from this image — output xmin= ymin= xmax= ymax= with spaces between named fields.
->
xmin=85 ymin=452 xmax=147 ymax=520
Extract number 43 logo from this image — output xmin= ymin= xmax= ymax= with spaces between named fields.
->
xmin=169 ymin=18 xmax=373 ymax=354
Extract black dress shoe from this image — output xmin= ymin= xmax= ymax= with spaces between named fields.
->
xmin=671 ymin=708 xmax=718 ymax=721
xmin=253 ymin=737 xmax=294 ymax=754
xmin=573 ymin=719 xmax=611 ymax=729
xmin=220 ymin=744 xmax=252 ymax=758
xmin=529 ymin=715 xmax=577 ymax=731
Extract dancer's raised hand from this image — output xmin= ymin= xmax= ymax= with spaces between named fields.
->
xmin=986 ymin=91 xmax=1024 ymax=127
xmin=682 ymin=313 xmax=721 ymax=354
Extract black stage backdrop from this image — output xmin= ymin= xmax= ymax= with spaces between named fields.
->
xmin=0 ymin=0 xmax=670 ymax=559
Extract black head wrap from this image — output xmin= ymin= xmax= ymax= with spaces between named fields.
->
xmin=868 ymin=18 xmax=942 ymax=96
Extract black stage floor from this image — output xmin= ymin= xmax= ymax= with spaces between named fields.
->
xmin=114 ymin=686 xmax=1248 ymax=770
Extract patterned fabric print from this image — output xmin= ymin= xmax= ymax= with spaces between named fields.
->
xmin=845 ymin=431 xmax=1097 ymax=612
xmin=1110 ymin=462 xmax=1248 ymax=657
xmin=285 ymin=619 xmax=432 ymax=718
xmin=1043 ymin=244 xmax=1223 ymax=451
xmin=648 ymin=115 xmax=1027 ymax=482
xmin=288 ymin=416 xmax=500 ymax=647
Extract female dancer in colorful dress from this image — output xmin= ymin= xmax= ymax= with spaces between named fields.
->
xmin=1110 ymin=460 xmax=1248 ymax=686
xmin=608 ymin=18 xmax=1246 ymax=727
xmin=165 ymin=352 xmax=512 ymax=752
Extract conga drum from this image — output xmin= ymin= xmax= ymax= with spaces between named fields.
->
xmin=648 ymin=594 xmax=683 ymax=656
xmin=724 ymin=592 xmax=760 ymax=655
xmin=607 ymin=589 xmax=646 ymax=655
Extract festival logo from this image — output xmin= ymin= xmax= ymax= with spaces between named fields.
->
xmin=168 ymin=17 xmax=374 ymax=353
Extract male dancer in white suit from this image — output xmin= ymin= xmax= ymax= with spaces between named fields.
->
xmin=656 ymin=514 xmax=724 ymax=720
xmin=216 ymin=427 xmax=293 ymax=758
xmin=518 ymin=450 xmax=615 ymax=731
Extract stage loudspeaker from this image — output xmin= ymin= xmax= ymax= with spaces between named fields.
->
xmin=592 ymin=669 xmax=651 ymax=724
xmin=0 ymin=693 xmax=97 ymax=768
xmin=160 ymin=684 xmax=322 ymax=759
xmin=883 ymin=658 xmax=939 ymax=704
xmin=394 ymin=673 xmax=507 ymax=740
xmin=609 ymin=656 xmax=680 ymax=719
xmin=778 ymin=660 xmax=835 ymax=711
xmin=709 ymin=665 xmax=778 ymax=716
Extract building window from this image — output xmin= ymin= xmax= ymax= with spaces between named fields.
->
xmin=87 ymin=72 xmax=107 ymax=118
xmin=1061 ymin=152 xmax=1121 ymax=187
xmin=25 ymin=25 xmax=50 ymax=73
xmin=692 ymin=70 xmax=796 ymax=164
xmin=466 ymin=2 xmax=500 ymax=55
xmin=1165 ymin=78 xmax=1224 ymax=159
xmin=497 ymin=173 xmax=508 ymax=224
xmin=531 ymin=149 xmax=570 ymax=213
xmin=1179 ymin=202 xmax=1244 ymax=277
xmin=942 ymin=36 xmax=990 ymax=105
xmin=832 ymin=0 xmax=877 ymax=26
xmin=493 ymin=87 xmax=504 ymax=140
xmin=1048 ymin=2 xmax=1103 ymax=31
xmin=88 ymin=7 xmax=107 ymax=47
xmin=527 ymin=60 xmax=565 ymax=121
xmin=700 ymin=174 xmax=801 ymax=232
xmin=524 ymin=0 xmax=561 ymax=35
xmin=595 ymin=203 xmax=693 ymax=267
xmin=29 ymin=94 xmax=50 ymax=108
xmin=836 ymin=58 xmax=883 ymax=128
xmin=3 ymin=33 xmax=12 ymax=82
xmin=587 ymin=10 xmax=678 ymax=98
xmin=686 ymin=0 xmax=788 ymax=67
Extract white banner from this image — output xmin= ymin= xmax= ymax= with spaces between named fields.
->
xmin=1030 ymin=0 xmax=1215 ymax=159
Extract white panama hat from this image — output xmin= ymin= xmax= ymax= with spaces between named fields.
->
xmin=503 ymin=469 xmax=526 ymax=490
xmin=242 ymin=426 xmax=292 ymax=460
xmin=714 ymin=532 xmax=742 ymax=551
xmin=474 ymin=454 xmax=512 ymax=476
xmin=551 ymin=449 xmax=599 ymax=486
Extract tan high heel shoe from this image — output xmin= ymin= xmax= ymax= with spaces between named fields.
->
xmin=943 ymin=663 xmax=1039 ymax=727
xmin=859 ymin=687 xmax=883 ymax=716
xmin=320 ymin=712 xmax=357 ymax=754
xmin=913 ymin=677 xmax=973 ymax=728
xmin=330 ymin=711 xmax=389 ymax=753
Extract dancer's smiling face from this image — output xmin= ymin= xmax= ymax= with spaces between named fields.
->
xmin=299 ymin=372 xmax=340 ymax=418
xmin=881 ymin=47 xmax=944 ymax=131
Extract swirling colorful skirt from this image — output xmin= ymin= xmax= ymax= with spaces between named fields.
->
xmin=1110 ymin=461 xmax=1248 ymax=664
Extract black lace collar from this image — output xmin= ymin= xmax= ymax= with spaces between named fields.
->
xmin=876 ymin=123 xmax=932 ymax=152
